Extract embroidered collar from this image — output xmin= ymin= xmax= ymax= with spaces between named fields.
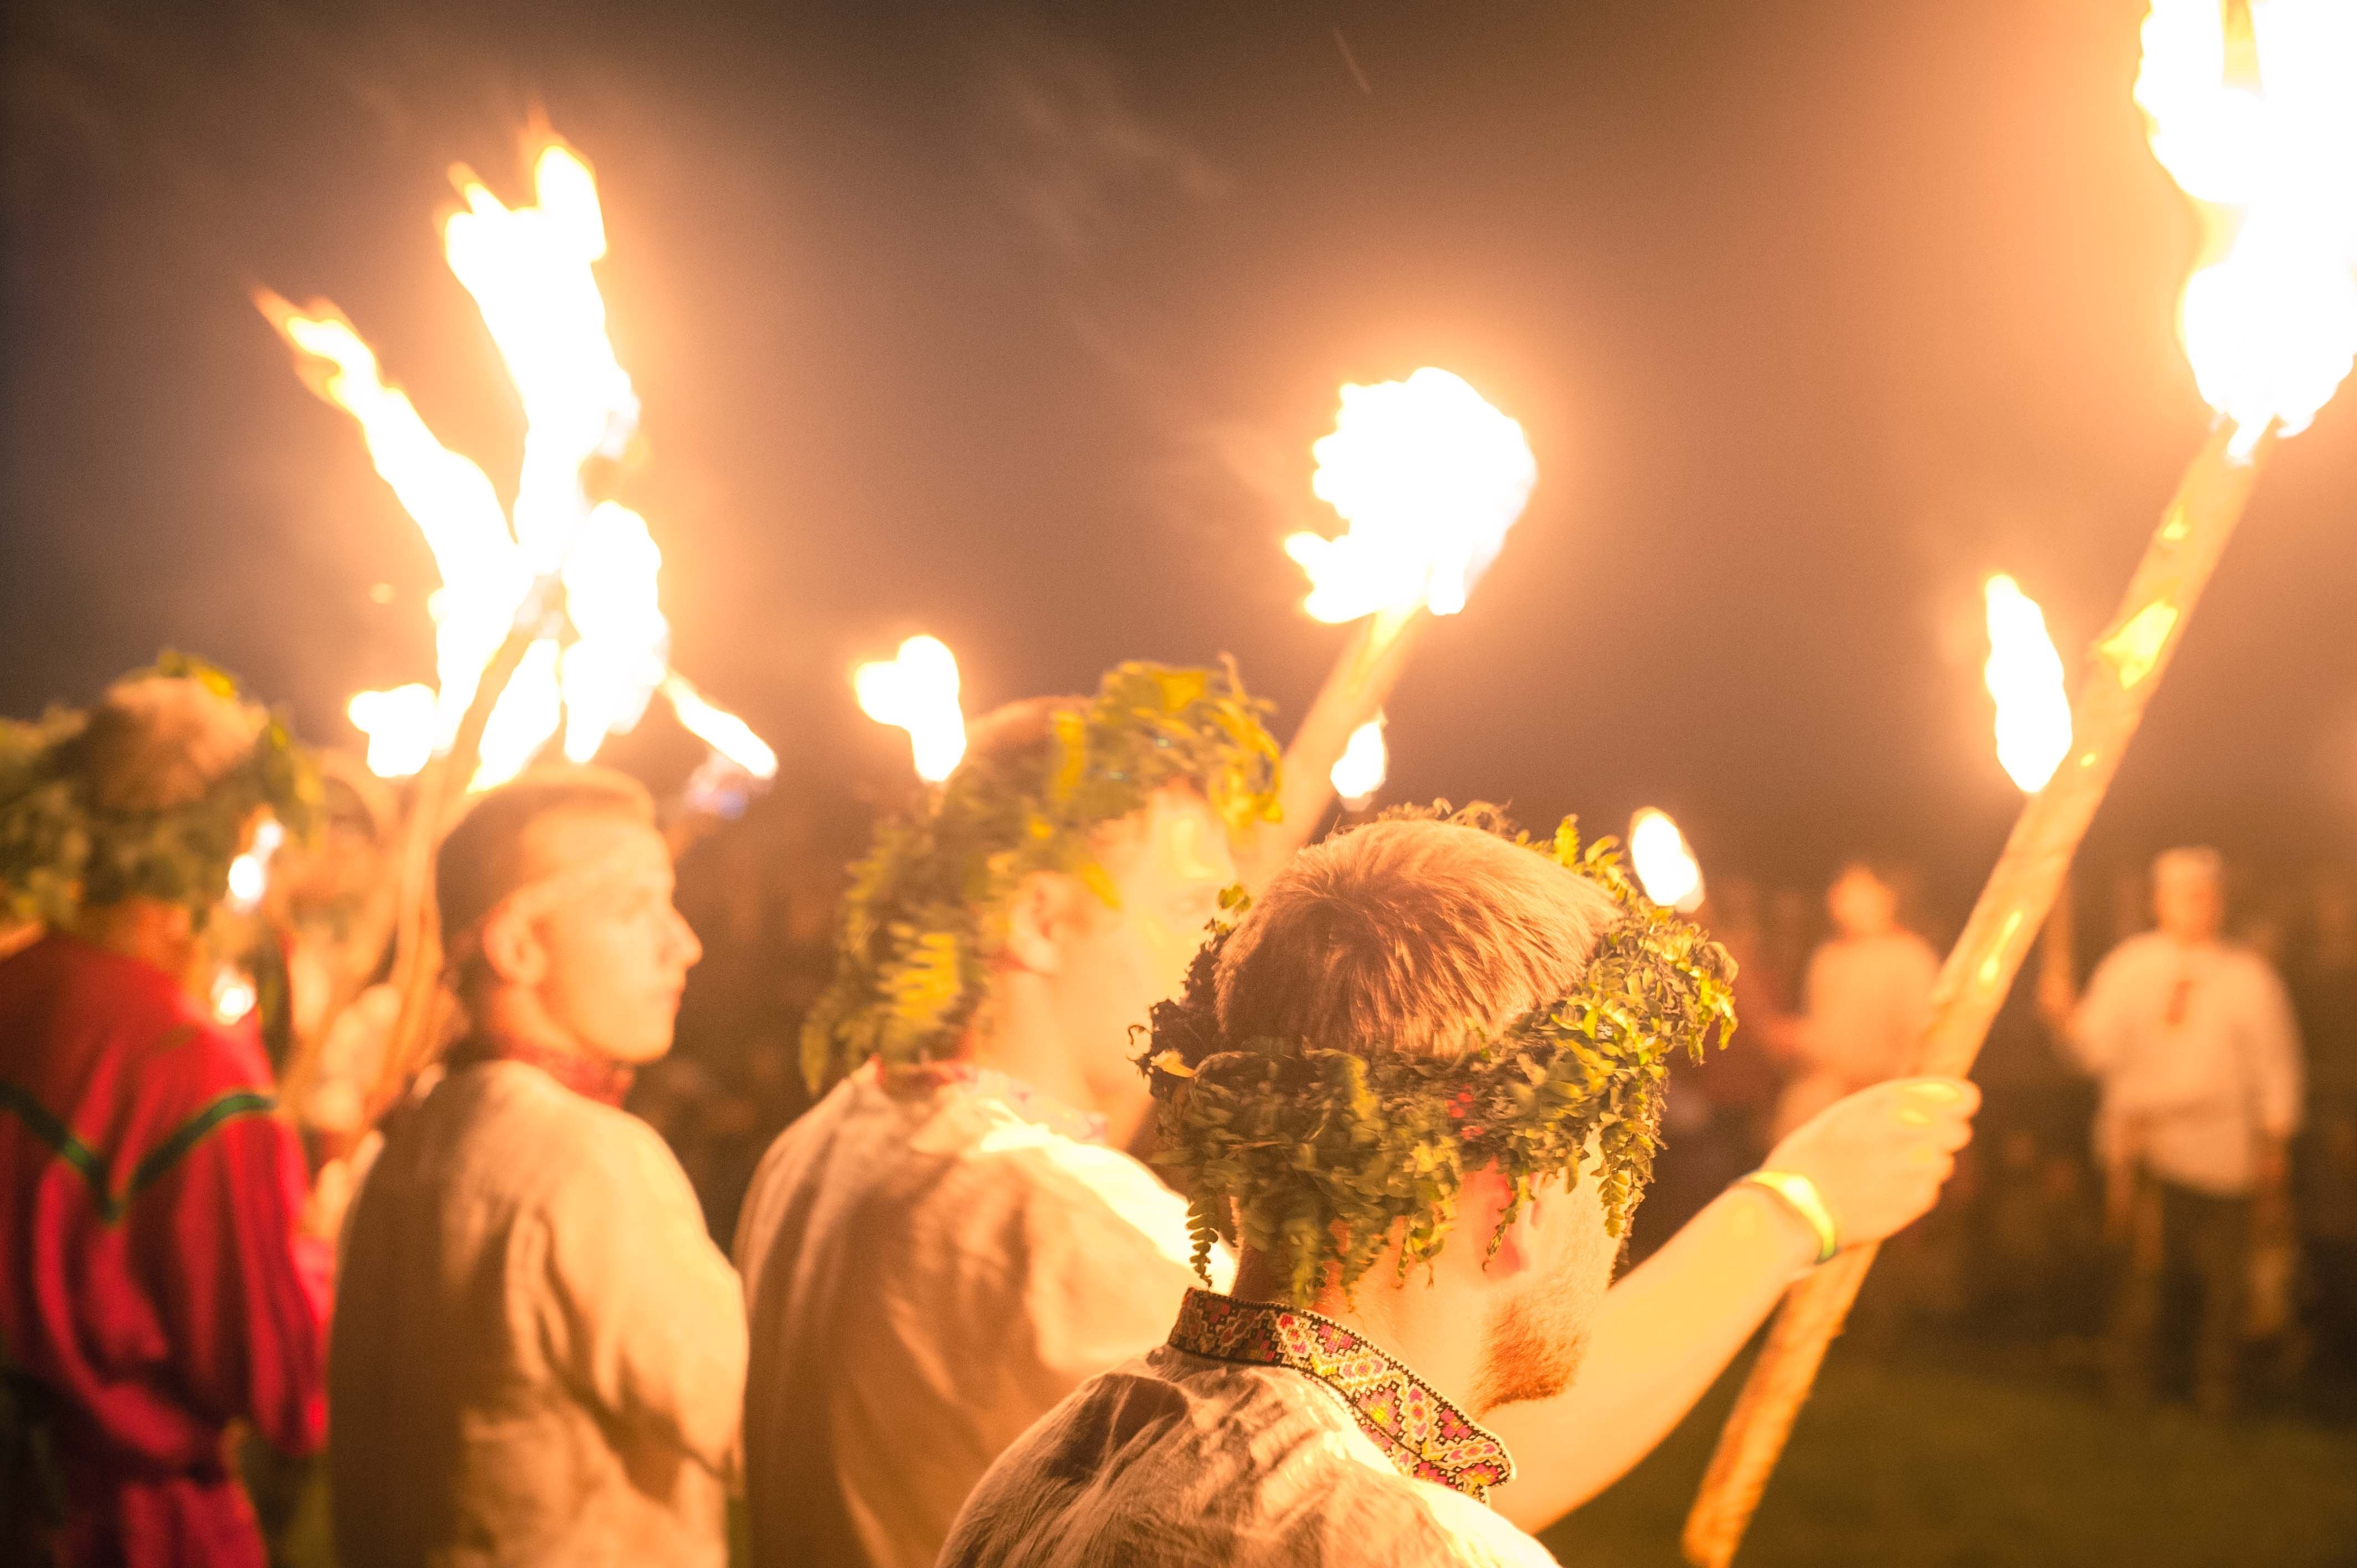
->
xmin=1166 ymin=1288 xmax=1515 ymax=1500
xmin=874 ymin=1058 xmax=1110 ymax=1146
xmin=447 ymin=1036 xmax=636 ymax=1109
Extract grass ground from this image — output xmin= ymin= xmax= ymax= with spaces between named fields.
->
xmin=269 ymin=1345 xmax=2357 ymax=1567
xmin=1538 ymin=1347 xmax=2357 ymax=1568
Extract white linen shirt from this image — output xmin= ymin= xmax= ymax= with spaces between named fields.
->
xmin=330 ymin=1060 xmax=746 ymax=1568
xmin=938 ymin=1291 xmax=1558 ymax=1568
xmin=1774 ymin=930 xmax=1940 ymax=1137
xmin=733 ymin=1061 xmax=1230 ymax=1568
xmin=2070 ymin=932 xmax=2305 ymax=1195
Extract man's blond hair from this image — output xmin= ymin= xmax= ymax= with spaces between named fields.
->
xmin=1214 ymin=817 xmax=1619 ymax=1059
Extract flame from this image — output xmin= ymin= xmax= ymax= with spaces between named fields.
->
xmin=347 ymin=685 xmax=440 ymax=780
xmin=662 ymin=673 xmax=778 ymax=780
xmin=1983 ymin=575 xmax=2074 ymax=793
xmin=1287 ymin=368 xmax=1537 ymax=623
xmin=225 ymin=819 xmax=286 ymax=913
xmin=2136 ymin=0 xmax=2357 ymax=457
xmin=263 ymin=137 xmax=772 ymax=791
xmin=210 ymin=964 xmax=258 ymax=1025
xmin=1630 ymin=808 xmax=1706 ymax=914
xmin=444 ymin=145 xmax=641 ymax=572
xmin=855 ymin=636 xmax=967 ymax=783
xmin=1330 ymin=714 xmax=1390 ymax=809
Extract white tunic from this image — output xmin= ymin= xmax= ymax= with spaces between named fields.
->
xmin=2070 ymin=932 xmax=2305 ymax=1194
xmin=1773 ymin=931 xmax=1940 ymax=1137
xmin=331 ymin=1060 xmax=746 ymax=1567
xmin=733 ymin=1061 xmax=1227 ymax=1568
xmin=940 ymin=1290 xmax=1558 ymax=1568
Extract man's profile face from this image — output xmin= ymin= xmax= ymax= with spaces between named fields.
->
xmin=1053 ymin=787 xmax=1236 ymax=1107
xmin=2155 ymin=869 xmax=2225 ymax=942
xmin=518 ymin=811 xmax=703 ymax=1064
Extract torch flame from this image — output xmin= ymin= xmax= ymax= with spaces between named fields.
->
xmin=1983 ymin=574 xmax=2074 ymax=794
xmin=263 ymin=137 xmax=772 ymax=791
xmin=346 ymin=685 xmax=439 ymax=779
xmin=1629 ymin=808 xmax=1705 ymax=915
xmin=225 ymin=819 xmax=286 ymax=914
xmin=856 ymin=636 xmax=967 ymax=783
xmin=662 ymin=673 xmax=778 ymax=780
xmin=1330 ymin=714 xmax=1388 ymax=809
xmin=1287 ymin=368 xmax=1537 ymax=623
xmin=2136 ymin=0 xmax=2357 ymax=457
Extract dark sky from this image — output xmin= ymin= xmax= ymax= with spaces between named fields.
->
xmin=5 ymin=0 xmax=2353 ymax=906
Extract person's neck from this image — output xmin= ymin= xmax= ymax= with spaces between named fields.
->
xmin=963 ymin=974 xmax=1150 ymax=1149
xmin=468 ymin=989 xmax=604 ymax=1065
xmin=1231 ymin=1248 xmax=1490 ymax=1419
xmin=76 ymin=899 xmax=198 ymax=988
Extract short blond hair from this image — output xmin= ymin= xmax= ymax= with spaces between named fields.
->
xmin=1214 ymin=817 xmax=1620 ymax=1060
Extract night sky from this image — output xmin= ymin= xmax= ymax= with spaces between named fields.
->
xmin=6 ymin=0 xmax=2353 ymax=907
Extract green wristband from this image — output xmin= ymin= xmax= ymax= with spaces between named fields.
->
xmin=1741 ymin=1169 xmax=1841 ymax=1265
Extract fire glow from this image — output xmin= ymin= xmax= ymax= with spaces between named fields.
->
xmin=1629 ymin=808 xmax=1705 ymax=915
xmin=1288 ymin=368 xmax=1537 ymax=624
xmin=261 ymin=140 xmax=775 ymax=790
xmin=2135 ymin=0 xmax=2357 ymax=458
xmin=1330 ymin=714 xmax=1388 ymax=809
xmin=855 ymin=636 xmax=967 ymax=784
xmin=1982 ymin=575 xmax=2073 ymax=794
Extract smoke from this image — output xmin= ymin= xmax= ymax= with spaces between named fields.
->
xmin=972 ymin=17 xmax=1229 ymax=261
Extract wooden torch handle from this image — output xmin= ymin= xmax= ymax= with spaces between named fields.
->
xmin=1680 ymin=420 xmax=2269 ymax=1568
xmin=369 ymin=621 xmax=543 ymax=1112
xmin=1238 ymin=606 xmax=1427 ymax=888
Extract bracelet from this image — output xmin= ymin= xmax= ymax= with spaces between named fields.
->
xmin=1740 ymin=1169 xmax=1841 ymax=1265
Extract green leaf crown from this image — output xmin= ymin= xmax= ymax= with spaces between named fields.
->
xmin=0 ymin=652 xmax=320 ymax=927
xmin=1138 ymin=802 xmax=1738 ymax=1308
xmin=800 ymin=660 xmax=1282 ymax=1093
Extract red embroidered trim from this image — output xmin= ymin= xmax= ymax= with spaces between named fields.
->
xmin=1166 ymin=1288 xmax=1514 ymax=1500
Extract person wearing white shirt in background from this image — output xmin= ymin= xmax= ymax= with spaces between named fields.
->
xmin=1768 ymin=862 xmax=1941 ymax=1141
xmin=2042 ymin=845 xmax=2305 ymax=1416
xmin=736 ymin=664 xmax=1983 ymax=1568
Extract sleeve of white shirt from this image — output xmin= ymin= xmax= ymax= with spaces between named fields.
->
xmin=2245 ymin=960 xmax=2307 ymax=1142
xmin=2069 ymin=943 xmax=2141 ymax=1076
xmin=536 ymin=1114 xmax=749 ymax=1486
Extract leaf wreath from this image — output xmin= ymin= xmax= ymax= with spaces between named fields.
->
xmin=800 ymin=660 xmax=1283 ymax=1094
xmin=1136 ymin=801 xmax=1738 ymax=1308
xmin=0 ymin=652 xmax=320 ymax=928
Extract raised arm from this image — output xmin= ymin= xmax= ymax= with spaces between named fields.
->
xmin=1486 ymin=1076 xmax=1978 ymax=1531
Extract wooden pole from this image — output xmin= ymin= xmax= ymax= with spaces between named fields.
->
xmin=1237 ymin=605 xmax=1427 ymax=888
xmin=1680 ymin=420 xmax=2272 ymax=1567
xmin=367 ymin=622 xmax=542 ymax=1113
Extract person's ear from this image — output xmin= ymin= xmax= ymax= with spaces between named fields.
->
xmin=1464 ymin=1165 xmax=1538 ymax=1280
xmin=1001 ymin=871 xmax=1070 ymax=977
xmin=478 ymin=903 xmax=549 ymax=988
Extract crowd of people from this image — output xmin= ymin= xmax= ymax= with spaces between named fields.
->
xmin=1 ymin=653 xmax=2348 ymax=1567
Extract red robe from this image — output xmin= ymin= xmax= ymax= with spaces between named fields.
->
xmin=0 ymin=935 xmax=329 ymax=1568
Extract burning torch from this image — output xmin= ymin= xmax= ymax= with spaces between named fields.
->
xmin=1249 ymin=367 xmax=1537 ymax=878
xmin=1684 ymin=5 xmax=2357 ymax=1561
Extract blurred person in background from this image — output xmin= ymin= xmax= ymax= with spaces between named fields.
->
xmin=2042 ymin=846 xmax=2305 ymax=1416
xmin=268 ymin=754 xmax=401 ymax=1162
xmin=0 ymin=658 xmax=327 ymax=1568
xmin=2289 ymin=869 xmax=2357 ymax=1384
xmin=330 ymin=766 xmax=744 ymax=1568
xmin=1768 ymin=862 xmax=1941 ymax=1141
